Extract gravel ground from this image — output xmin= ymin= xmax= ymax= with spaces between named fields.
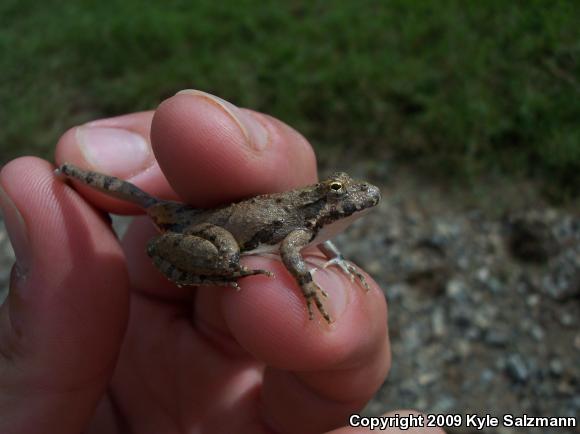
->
xmin=1 ymin=164 xmax=579 ymax=433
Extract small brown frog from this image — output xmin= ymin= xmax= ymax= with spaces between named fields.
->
xmin=56 ymin=163 xmax=380 ymax=323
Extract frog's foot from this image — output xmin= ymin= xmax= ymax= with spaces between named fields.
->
xmin=302 ymin=281 xmax=332 ymax=323
xmin=306 ymin=268 xmax=329 ymax=298
xmin=235 ymin=266 xmax=274 ymax=278
xmin=220 ymin=267 xmax=273 ymax=292
xmin=323 ymin=256 xmax=370 ymax=291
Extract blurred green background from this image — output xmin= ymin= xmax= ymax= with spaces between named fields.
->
xmin=1 ymin=0 xmax=579 ymax=200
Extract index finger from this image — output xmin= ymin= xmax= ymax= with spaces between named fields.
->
xmin=152 ymin=90 xmax=318 ymax=206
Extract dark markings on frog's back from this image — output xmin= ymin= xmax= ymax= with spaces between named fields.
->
xmin=298 ymin=198 xmax=327 ymax=221
xmin=242 ymin=220 xmax=284 ymax=250
xmin=312 ymin=201 xmax=359 ymax=232
xmin=103 ymin=177 xmax=113 ymax=190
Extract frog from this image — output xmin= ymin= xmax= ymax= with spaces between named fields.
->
xmin=56 ymin=163 xmax=381 ymax=323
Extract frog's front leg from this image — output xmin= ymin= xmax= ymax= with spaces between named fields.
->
xmin=147 ymin=223 xmax=271 ymax=288
xmin=319 ymin=241 xmax=370 ymax=290
xmin=280 ymin=229 xmax=332 ymax=323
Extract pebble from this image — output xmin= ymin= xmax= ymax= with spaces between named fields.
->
xmin=417 ymin=371 xmax=439 ymax=386
xmin=451 ymin=305 xmax=472 ymax=327
xmin=526 ymin=294 xmax=540 ymax=307
xmin=485 ymin=328 xmax=510 ymax=347
xmin=465 ymin=327 xmax=481 ymax=340
xmin=558 ymin=312 xmax=575 ymax=327
xmin=530 ymin=325 xmax=545 ymax=341
xmin=473 ymin=310 xmax=493 ymax=329
xmin=455 ymin=340 xmax=471 ymax=358
xmin=505 ymin=354 xmax=530 ymax=383
xmin=549 ymin=359 xmax=563 ymax=377
xmin=431 ymin=307 xmax=447 ymax=338
xmin=445 ymin=278 xmax=465 ymax=298
xmin=480 ymin=369 xmax=495 ymax=385
xmin=486 ymin=276 xmax=503 ymax=293
xmin=477 ymin=267 xmax=490 ymax=281
xmin=430 ymin=395 xmax=456 ymax=413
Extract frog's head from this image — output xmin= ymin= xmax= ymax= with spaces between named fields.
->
xmin=321 ymin=172 xmax=381 ymax=213
xmin=306 ymin=172 xmax=381 ymax=242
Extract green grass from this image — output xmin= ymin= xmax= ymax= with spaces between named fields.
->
xmin=1 ymin=1 xmax=579 ymax=199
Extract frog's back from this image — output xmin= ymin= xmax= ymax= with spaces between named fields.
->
xmin=218 ymin=196 xmax=304 ymax=251
xmin=148 ymin=192 xmax=305 ymax=250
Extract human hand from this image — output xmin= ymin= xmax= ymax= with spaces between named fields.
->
xmin=0 ymin=90 xmax=440 ymax=433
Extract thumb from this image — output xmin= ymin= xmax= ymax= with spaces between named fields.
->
xmin=0 ymin=157 xmax=129 ymax=433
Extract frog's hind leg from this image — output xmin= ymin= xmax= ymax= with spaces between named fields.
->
xmin=147 ymin=224 xmax=272 ymax=288
xmin=56 ymin=163 xmax=158 ymax=208
xmin=183 ymin=223 xmax=273 ymax=278
xmin=150 ymin=254 xmax=269 ymax=289
xmin=149 ymin=254 xmax=245 ymax=289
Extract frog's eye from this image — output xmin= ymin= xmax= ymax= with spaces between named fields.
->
xmin=329 ymin=181 xmax=344 ymax=193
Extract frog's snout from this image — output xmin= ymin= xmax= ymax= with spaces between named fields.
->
xmin=367 ymin=184 xmax=381 ymax=207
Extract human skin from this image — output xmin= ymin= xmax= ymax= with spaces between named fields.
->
xmin=0 ymin=90 xmax=443 ymax=433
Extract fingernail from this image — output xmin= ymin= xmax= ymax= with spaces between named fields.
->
xmin=177 ymin=89 xmax=269 ymax=151
xmin=0 ymin=186 xmax=31 ymax=279
xmin=76 ymin=126 xmax=154 ymax=178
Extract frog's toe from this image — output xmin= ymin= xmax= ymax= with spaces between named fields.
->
xmin=306 ymin=297 xmax=331 ymax=323
xmin=306 ymin=299 xmax=315 ymax=320
xmin=314 ymin=296 xmax=332 ymax=323
xmin=303 ymin=282 xmax=332 ymax=323
xmin=238 ymin=266 xmax=273 ymax=278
